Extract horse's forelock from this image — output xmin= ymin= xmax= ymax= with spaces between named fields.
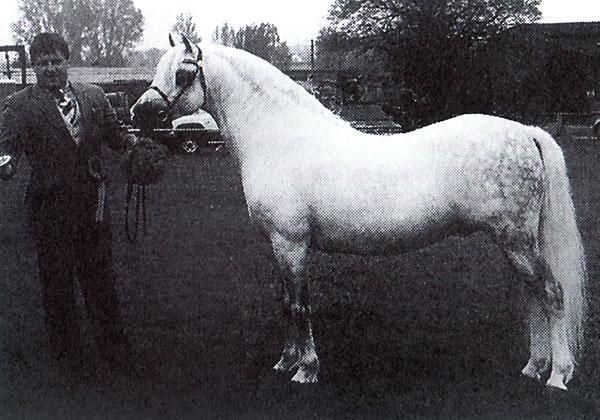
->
xmin=154 ymin=46 xmax=192 ymax=87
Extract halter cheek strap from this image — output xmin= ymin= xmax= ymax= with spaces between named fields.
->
xmin=183 ymin=45 xmax=207 ymax=95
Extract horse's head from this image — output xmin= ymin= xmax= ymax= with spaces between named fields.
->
xmin=131 ymin=34 xmax=206 ymax=131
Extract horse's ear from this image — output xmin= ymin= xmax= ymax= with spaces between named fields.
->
xmin=181 ymin=34 xmax=193 ymax=53
xmin=168 ymin=33 xmax=175 ymax=47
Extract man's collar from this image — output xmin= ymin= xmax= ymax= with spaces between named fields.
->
xmin=37 ymin=80 xmax=72 ymax=98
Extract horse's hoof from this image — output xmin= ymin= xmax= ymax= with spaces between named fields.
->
xmin=521 ymin=358 xmax=549 ymax=381
xmin=521 ymin=370 xmax=541 ymax=382
xmin=545 ymin=362 xmax=573 ymax=391
xmin=273 ymin=359 xmax=298 ymax=373
xmin=546 ymin=378 xmax=568 ymax=391
xmin=291 ymin=367 xmax=318 ymax=384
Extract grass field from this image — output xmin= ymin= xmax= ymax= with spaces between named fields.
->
xmin=1 ymin=131 xmax=599 ymax=419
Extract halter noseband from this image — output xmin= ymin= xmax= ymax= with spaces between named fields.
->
xmin=149 ymin=47 xmax=206 ymax=122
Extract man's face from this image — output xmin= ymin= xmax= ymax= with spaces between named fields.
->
xmin=33 ymin=51 xmax=69 ymax=91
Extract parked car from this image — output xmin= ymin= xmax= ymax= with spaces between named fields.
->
xmin=167 ymin=112 xmax=223 ymax=154
xmin=138 ymin=111 xmax=224 ymax=154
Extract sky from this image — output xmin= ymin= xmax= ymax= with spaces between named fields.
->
xmin=0 ymin=0 xmax=600 ymax=49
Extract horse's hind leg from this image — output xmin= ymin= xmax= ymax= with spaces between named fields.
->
xmin=501 ymin=237 xmax=573 ymax=389
xmin=542 ymin=265 xmax=574 ymax=390
xmin=523 ymin=257 xmax=573 ymax=389
xmin=499 ymin=237 xmax=551 ymax=382
xmin=270 ymin=232 xmax=319 ymax=383
xmin=521 ymin=296 xmax=551 ymax=381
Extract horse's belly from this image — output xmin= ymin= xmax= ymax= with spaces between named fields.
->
xmin=303 ymin=164 xmax=470 ymax=255
xmin=310 ymin=209 xmax=472 ymax=256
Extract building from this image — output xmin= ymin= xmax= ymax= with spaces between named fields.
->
xmin=475 ymin=22 xmax=600 ymax=118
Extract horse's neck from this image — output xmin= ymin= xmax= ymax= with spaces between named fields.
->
xmin=205 ymin=50 xmax=345 ymax=165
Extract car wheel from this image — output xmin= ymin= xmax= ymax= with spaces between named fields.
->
xmin=181 ymin=139 xmax=199 ymax=154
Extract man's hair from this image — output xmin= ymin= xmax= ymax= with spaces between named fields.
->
xmin=29 ymin=33 xmax=70 ymax=63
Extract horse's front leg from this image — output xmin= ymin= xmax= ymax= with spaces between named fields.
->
xmin=272 ymin=270 xmax=298 ymax=373
xmin=270 ymin=232 xmax=319 ymax=383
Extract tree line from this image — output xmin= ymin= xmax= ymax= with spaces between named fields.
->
xmin=12 ymin=0 xmax=144 ymax=66
xmin=13 ymin=0 xmax=554 ymax=121
xmin=11 ymin=1 xmax=293 ymax=68
xmin=315 ymin=0 xmax=543 ymax=125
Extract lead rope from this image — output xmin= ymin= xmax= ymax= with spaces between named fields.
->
xmin=125 ymin=183 xmax=148 ymax=243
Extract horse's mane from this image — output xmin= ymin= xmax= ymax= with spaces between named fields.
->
xmin=202 ymin=43 xmax=350 ymax=129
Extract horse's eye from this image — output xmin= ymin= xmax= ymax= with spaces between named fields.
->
xmin=175 ymin=69 xmax=195 ymax=87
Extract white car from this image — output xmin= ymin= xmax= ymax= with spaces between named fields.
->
xmin=170 ymin=110 xmax=224 ymax=154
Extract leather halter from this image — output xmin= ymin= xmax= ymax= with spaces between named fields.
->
xmin=149 ymin=47 xmax=206 ymax=123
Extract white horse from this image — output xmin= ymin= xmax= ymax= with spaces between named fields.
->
xmin=131 ymin=36 xmax=587 ymax=390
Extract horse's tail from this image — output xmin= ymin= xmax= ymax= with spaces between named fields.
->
xmin=533 ymin=128 xmax=587 ymax=360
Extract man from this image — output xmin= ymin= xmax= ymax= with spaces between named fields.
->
xmin=0 ymin=33 xmax=137 ymax=375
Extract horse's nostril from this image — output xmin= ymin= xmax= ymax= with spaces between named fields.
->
xmin=158 ymin=110 xmax=169 ymax=122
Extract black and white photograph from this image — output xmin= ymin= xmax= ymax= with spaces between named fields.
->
xmin=0 ymin=0 xmax=599 ymax=418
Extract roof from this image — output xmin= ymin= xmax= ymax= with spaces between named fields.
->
xmin=524 ymin=21 xmax=600 ymax=37
xmin=509 ymin=21 xmax=600 ymax=56
xmin=336 ymin=104 xmax=396 ymax=122
xmin=22 ymin=66 xmax=155 ymax=85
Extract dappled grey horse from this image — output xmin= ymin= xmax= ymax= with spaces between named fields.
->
xmin=131 ymin=35 xmax=587 ymax=390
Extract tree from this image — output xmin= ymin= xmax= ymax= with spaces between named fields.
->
xmin=172 ymin=12 xmax=201 ymax=44
xmin=11 ymin=0 xmax=144 ymax=66
xmin=213 ymin=23 xmax=235 ymax=47
xmin=326 ymin=0 xmax=541 ymax=41
xmin=85 ymin=0 xmax=144 ymax=66
xmin=320 ymin=0 xmax=542 ymax=123
xmin=213 ymin=23 xmax=292 ymax=69
xmin=11 ymin=0 xmax=93 ymax=65
xmin=126 ymin=48 xmax=167 ymax=68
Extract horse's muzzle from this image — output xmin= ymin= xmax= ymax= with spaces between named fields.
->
xmin=130 ymin=99 xmax=171 ymax=131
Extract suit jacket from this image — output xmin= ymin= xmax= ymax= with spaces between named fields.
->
xmin=0 ymin=82 xmax=134 ymax=238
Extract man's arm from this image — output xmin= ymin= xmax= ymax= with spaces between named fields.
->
xmin=0 ymin=103 xmax=24 ymax=181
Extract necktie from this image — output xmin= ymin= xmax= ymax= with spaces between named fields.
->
xmin=53 ymin=88 xmax=81 ymax=145
xmin=56 ymin=89 xmax=76 ymax=124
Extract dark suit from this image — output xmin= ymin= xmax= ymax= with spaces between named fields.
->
xmin=0 ymin=82 xmax=133 ymax=365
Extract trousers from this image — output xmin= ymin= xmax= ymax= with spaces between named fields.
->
xmin=36 ymin=213 xmax=128 ymax=364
